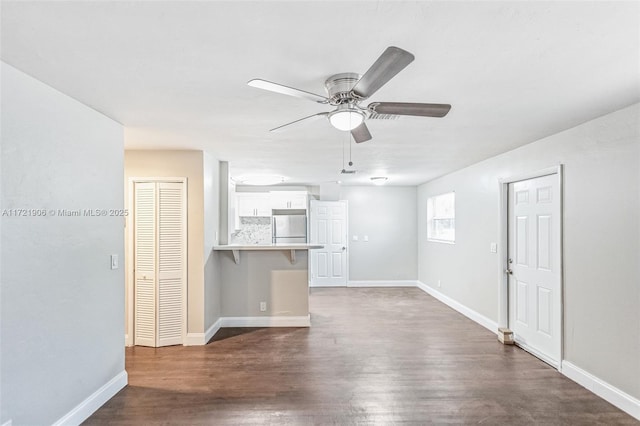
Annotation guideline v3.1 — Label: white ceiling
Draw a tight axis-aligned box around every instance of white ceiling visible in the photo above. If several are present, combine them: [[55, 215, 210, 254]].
[[2, 1, 639, 186]]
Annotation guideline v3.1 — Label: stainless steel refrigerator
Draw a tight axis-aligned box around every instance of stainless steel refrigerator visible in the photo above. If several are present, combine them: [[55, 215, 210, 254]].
[[272, 214, 307, 244]]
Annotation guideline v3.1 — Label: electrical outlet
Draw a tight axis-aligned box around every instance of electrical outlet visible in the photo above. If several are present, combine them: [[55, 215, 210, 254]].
[[259, 301, 267, 312], [110, 254, 119, 270], [352, 235, 359, 241], [363, 235, 369, 242]]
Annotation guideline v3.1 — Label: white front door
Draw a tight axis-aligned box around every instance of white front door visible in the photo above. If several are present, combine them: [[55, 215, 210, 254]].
[[508, 173, 561, 366], [309, 200, 348, 287]]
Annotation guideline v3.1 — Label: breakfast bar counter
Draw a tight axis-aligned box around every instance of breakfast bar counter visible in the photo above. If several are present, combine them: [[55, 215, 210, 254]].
[[213, 243, 323, 264]]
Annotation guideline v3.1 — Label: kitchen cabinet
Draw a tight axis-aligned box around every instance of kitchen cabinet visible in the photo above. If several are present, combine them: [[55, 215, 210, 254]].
[[237, 193, 271, 217], [270, 191, 308, 210]]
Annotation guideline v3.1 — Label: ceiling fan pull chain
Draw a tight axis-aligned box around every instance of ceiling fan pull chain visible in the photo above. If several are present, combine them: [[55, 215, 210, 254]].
[[349, 131, 353, 166]]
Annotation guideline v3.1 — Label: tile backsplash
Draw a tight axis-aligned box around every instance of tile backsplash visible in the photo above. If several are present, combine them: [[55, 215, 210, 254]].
[[231, 217, 272, 245]]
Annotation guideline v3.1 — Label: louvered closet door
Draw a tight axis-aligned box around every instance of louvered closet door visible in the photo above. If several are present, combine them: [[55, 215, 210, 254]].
[[134, 182, 157, 347], [133, 180, 186, 347], [156, 182, 185, 346]]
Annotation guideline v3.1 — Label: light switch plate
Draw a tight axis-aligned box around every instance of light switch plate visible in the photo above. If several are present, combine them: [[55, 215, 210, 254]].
[[352, 235, 358, 241], [490, 243, 498, 253], [110, 254, 119, 269], [363, 235, 369, 242]]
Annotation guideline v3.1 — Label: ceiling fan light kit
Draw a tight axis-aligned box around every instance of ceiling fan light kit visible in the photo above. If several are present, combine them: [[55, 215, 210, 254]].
[[328, 105, 365, 131], [248, 46, 452, 144]]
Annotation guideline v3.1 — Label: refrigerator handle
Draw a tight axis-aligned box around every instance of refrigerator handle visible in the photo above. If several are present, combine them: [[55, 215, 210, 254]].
[[272, 216, 276, 242]]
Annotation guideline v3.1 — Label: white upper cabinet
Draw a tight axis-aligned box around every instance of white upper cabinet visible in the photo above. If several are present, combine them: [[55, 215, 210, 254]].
[[270, 191, 308, 210], [237, 193, 271, 217]]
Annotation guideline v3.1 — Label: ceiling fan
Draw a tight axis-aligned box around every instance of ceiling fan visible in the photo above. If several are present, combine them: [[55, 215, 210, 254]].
[[247, 46, 451, 143]]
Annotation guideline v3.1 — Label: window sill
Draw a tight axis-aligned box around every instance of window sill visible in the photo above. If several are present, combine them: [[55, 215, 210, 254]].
[[427, 239, 455, 245]]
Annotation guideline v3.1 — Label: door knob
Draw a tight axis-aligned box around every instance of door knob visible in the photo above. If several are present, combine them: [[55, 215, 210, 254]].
[[342, 246, 346, 251], [505, 269, 513, 275]]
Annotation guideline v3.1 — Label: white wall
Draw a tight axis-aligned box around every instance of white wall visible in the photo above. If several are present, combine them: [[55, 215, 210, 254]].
[[341, 186, 417, 282], [1, 62, 126, 424], [417, 103, 640, 400]]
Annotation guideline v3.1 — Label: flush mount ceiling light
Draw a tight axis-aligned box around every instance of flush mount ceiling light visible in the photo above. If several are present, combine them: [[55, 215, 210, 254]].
[[370, 176, 388, 185], [327, 104, 365, 131], [235, 175, 285, 186]]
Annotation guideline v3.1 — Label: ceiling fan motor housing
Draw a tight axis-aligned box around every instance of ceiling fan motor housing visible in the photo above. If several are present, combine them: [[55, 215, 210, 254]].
[[325, 73, 361, 105]]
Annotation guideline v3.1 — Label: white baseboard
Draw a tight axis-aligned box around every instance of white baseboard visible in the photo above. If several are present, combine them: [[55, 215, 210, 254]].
[[562, 361, 640, 421], [52, 370, 127, 426], [184, 316, 309, 344], [184, 317, 223, 346], [347, 280, 419, 288], [416, 281, 498, 334], [309, 283, 346, 287], [222, 315, 311, 327]]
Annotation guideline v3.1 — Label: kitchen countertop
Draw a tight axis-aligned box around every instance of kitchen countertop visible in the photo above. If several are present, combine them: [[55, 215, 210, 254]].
[[213, 243, 323, 264]]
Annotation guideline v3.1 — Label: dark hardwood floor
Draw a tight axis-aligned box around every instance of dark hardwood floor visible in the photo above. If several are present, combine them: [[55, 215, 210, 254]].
[[86, 287, 637, 425]]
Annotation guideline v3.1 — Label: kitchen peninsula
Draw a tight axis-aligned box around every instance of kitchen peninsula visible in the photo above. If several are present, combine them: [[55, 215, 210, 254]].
[[213, 243, 322, 327]]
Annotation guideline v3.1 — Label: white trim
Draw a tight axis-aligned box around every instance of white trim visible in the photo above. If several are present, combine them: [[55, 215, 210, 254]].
[[347, 280, 419, 288], [497, 165, 560, 184], [309, 283, 345, 288], [184, 317, 223, 346], [497, 180, 509, 329], [1, 420, 12, 426], [184, 316, 309, 344], [184, 333, 206, 346], [222, 315, 311, 328], [52, 370, 127, 426], [125, 333, 132, 347], [416, 281, 498, 334], [562, 361, 640, 421]]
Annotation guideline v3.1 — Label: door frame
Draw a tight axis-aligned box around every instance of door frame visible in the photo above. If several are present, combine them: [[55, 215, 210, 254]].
[[497, 165, 564, 370], [126, 177, 188, 346], [309, 199, 349, 287]]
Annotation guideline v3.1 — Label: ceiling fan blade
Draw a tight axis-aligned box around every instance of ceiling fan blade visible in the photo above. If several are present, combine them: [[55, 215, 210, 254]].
[[270, 112, 329, 133], [351, 122, 372, 143], [350, 47, 415, 99], [248, 79, 329, 104], [368, 102, 451, 118]]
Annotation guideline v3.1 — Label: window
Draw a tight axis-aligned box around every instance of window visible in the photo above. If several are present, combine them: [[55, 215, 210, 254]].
[[427, 192, 455, 243]]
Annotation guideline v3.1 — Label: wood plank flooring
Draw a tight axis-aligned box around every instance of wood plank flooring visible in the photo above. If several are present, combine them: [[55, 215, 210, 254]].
[[86, 287, 637, 425]]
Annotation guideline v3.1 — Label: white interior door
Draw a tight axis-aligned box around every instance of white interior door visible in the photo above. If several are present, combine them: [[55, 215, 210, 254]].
[[309, 200, 348, 287], [156, 182, 186, 346], [508, 173, 561, 366], [133, 180, 186, 347], [133, 182, 157, 347]]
